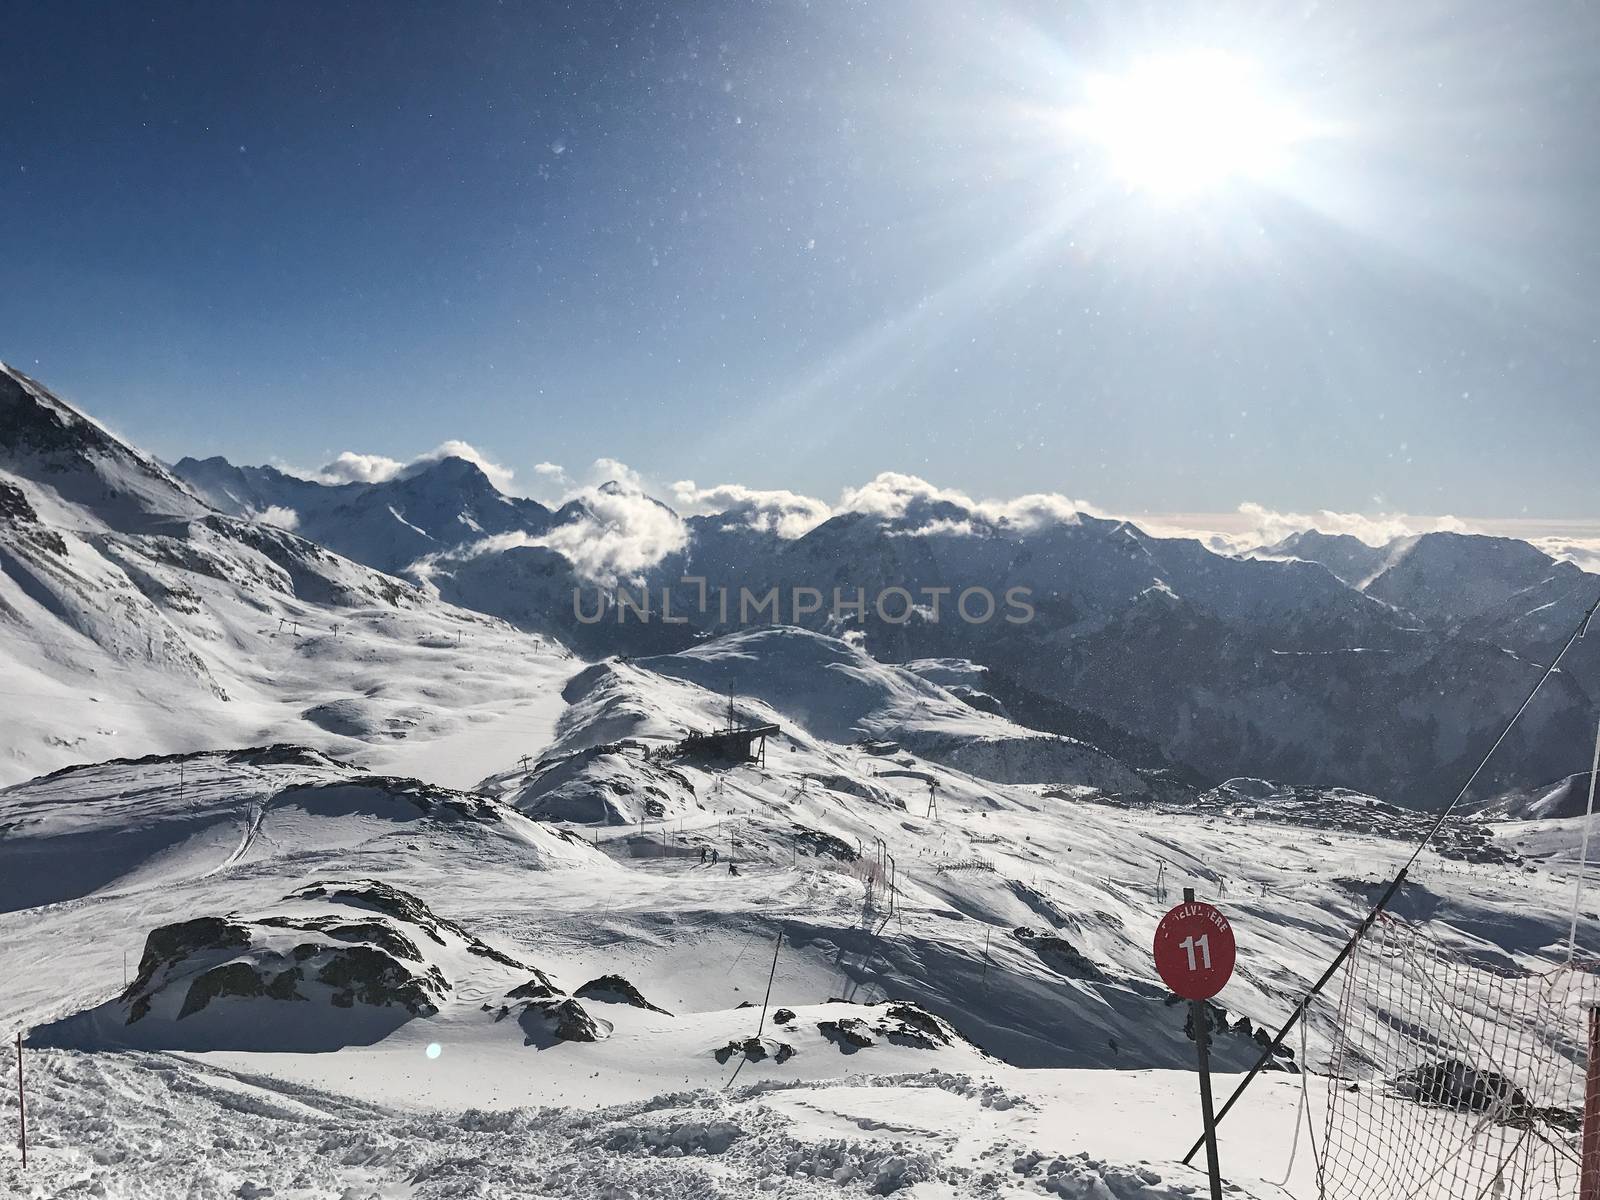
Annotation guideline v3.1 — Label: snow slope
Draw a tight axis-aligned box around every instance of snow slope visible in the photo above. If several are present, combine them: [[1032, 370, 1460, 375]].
[[634, 627, 1173, 795], [0, 362, 574, 788], [5, 607, 1592, 1196]]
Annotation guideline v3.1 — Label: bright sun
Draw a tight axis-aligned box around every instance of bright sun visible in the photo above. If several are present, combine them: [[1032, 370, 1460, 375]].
[[1074, 50, 1306, 197]]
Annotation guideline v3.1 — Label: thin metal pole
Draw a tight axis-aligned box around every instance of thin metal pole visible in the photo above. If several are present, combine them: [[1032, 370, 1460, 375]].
[[15, 1032, 24, 1170], [1569, 716, 1600, 961], [756, 930, 783, 1037], [1192, 1000, 1223, 1200], [1181, 888, 1224, 1199]]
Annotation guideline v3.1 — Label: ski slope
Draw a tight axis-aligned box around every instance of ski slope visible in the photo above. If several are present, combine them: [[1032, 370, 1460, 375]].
[[3, 626, 1590, 1198]]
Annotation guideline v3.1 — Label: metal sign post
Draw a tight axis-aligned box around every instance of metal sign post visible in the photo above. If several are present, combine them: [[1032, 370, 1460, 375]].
[[1154, 887, 1236, 1200], [1190, 989, 1222, 1200], [15, 1032, 24, 1170]]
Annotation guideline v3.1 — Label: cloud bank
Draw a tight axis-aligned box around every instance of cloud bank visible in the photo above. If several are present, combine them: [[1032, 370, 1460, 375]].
[[415, 470, 688, 589], [839, 472, 1100, 534], [671, 481, 833, 539], [1232, 502, 1469, 550], [306, 441, 517, 491]]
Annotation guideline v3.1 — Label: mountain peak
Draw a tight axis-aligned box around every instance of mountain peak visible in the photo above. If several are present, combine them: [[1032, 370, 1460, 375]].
[[401, 454, 495, 489], [0, 362, 209, 528]]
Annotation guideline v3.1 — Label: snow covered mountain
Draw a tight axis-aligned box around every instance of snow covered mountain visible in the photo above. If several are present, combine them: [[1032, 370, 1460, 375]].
[[174, 452, 559, 576], [168, 430, 1600, 804], [1258, 529, 1391, 588], [0, 363, 575, 786]]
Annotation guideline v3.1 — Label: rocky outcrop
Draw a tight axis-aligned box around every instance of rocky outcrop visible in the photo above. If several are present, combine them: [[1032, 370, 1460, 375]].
[[574, 974, 670, 1014]]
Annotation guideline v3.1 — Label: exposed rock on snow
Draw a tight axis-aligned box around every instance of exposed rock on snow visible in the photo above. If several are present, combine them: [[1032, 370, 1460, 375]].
[[789, 824, 859, 861], [574, 973, 671, 1014], [818, 1015, 877, 1050], [36, 880, 523, 1049], [714, 1035, 797, 1064], [290, 879, 529, 970], [1011, 928, 1108, 981], [819, 1002, 970, 1055], [505, 969, 563, 1001], [518, 996, 614, 1044]]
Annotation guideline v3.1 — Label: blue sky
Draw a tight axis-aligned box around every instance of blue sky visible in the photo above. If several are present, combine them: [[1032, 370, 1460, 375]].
[[4, 1, 1598, 521]]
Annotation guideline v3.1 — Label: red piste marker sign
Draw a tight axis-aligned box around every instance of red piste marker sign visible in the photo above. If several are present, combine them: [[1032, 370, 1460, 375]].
[[1154, 899, 1236, 1001]]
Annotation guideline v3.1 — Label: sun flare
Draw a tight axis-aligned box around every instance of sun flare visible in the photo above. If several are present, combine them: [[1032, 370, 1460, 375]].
[[1074, 50, 1308, 197]]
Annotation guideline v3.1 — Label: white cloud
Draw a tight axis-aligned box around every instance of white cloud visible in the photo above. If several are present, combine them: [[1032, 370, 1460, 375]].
[[536, 482, 687, 586], [298, 441, 516, 491], [313, 451, 406, 485], [1530, 536, 1600, 574], [1229, 503, 1469, 551], [1125, 505, 1473, 553], [885, 517, 979, 539], [986, 492, 1099, 531], [414, 469, 688, 588], [838, 472, 1097, 533], [250, 504, 299, 531], [669, 472, 1094, 541], [671, 480, 833, 539], [838, 472, 964, 520]]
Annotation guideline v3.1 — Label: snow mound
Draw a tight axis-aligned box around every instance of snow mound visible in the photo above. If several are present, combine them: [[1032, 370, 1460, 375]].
[[300, 696, 429, 740], [491, 744, 702, 825], [0, 750, 602, 912], [623, 627, 1162, 794]]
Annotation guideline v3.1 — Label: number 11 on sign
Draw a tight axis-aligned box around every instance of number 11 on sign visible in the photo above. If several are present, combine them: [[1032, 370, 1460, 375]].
[[1179, 934, 1211, 971]]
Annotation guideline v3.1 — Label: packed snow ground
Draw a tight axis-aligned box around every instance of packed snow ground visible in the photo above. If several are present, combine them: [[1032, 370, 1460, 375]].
[[3, 1049, 1333, 1199], [3, 626, 1591, 1198]]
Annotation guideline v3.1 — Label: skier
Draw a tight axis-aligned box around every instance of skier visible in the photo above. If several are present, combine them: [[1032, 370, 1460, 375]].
[[728, 862, 739, 876]]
